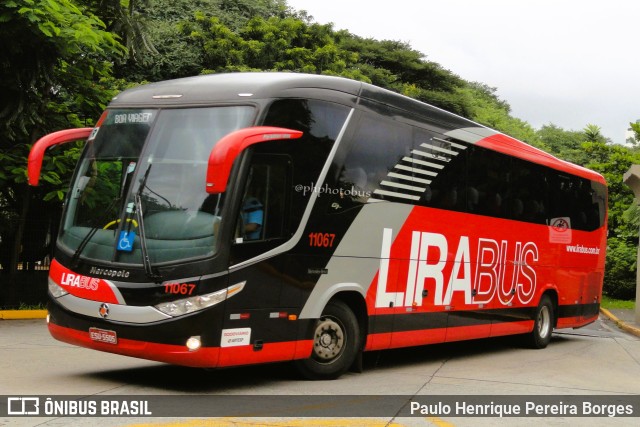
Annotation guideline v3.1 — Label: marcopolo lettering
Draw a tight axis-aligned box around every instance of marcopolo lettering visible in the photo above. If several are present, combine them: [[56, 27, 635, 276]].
[[89, 266, 130, 278]]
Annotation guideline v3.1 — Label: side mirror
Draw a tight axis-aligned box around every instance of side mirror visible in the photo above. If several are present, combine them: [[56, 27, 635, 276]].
[[28, 127, 93, 186], [206, 126, 303, 194]]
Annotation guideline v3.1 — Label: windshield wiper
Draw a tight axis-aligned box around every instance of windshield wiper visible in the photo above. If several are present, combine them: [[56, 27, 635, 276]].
[[134, 164, 162, 283], [72, 164, 162, 283], [71, 196, 120, 268], [71, 161, 136, 268]]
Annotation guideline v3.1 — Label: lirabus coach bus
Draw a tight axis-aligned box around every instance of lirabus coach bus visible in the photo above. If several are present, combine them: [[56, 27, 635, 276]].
[[28, 73, 607, 379]]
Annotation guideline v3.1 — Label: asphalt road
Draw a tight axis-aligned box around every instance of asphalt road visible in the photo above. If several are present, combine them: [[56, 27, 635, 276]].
[[1, 315, 639, 427]]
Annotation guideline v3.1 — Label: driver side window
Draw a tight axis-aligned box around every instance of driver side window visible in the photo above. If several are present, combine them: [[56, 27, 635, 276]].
[[235, 154, 290, 244]]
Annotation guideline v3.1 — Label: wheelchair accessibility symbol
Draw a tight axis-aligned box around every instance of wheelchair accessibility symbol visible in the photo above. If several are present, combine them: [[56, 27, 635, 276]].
[[117, 230, 136, 252]]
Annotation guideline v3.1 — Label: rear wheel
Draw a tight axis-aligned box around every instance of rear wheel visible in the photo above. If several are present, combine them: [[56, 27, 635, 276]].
[[295, 300, 360, 380], [527, 295, 555, 349]]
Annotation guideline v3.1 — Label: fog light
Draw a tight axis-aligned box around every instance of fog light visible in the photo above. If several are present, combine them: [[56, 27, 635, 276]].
[[46, 314, 50, 324], [186, 336, 201, 351]]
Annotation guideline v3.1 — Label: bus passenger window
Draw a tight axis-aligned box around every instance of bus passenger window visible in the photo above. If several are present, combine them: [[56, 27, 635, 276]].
[[337, 114, 412, 207], [413, 129, 467, 212], [548, 174, 604, 232]]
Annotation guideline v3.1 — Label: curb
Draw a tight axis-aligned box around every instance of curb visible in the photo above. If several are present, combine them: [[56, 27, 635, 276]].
[[0, 310, 48, 320], [600, 307, 640, 338]]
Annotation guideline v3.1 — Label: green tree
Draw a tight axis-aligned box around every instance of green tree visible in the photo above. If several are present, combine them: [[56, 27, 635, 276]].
[[83, 0, 157, 64], [181, 14, 472, 115], [214, 0, 289, 30], [605, 237, 638, 299], [536, 124, 586, 164], [239, 16, 354, 74], [118, 0, 290, 82], [183, 14, 360, 76], [629, 121, 640, 145], [0, 0, 124, 145], [0, 0, 125, 277], [583, 140, 637, 234], [338, 35, 471, 116], [583, 123, 607, 143]]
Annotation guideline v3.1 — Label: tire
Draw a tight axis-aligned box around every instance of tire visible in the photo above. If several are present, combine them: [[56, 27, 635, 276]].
[[527, 294, 555, 349], [295, 300, 361, 380]]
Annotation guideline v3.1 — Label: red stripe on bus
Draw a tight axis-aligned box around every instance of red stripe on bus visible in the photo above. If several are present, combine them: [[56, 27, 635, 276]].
[[49, 259, 122, 304], [48, 322, 312, 368], [218, 341, 313, 367], [475, 133, 605, 184], [557, 315, 597, 329], [365, 320, 535, 351], [49, 322, 220, 367]]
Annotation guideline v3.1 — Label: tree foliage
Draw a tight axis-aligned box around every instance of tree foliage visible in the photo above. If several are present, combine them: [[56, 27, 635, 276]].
[[537, 124, 587, 165], [177, 13, 472, 116], [0, 0, 125, 145], [0, 0, 125, 276]]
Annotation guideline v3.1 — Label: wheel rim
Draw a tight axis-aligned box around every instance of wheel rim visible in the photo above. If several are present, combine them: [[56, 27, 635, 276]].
[[537, 305, 551, 339], [312, 316, 345, 363]]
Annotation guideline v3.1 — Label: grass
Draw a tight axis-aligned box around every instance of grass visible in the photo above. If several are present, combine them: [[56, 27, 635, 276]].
[[16, 302, 47, 310], [601, 295, 635, 310]]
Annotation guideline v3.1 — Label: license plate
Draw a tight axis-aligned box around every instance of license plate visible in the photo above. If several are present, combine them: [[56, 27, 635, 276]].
[[89, 327, 118, 345]]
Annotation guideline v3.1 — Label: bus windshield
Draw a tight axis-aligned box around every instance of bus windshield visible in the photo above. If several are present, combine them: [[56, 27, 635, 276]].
[[60, 106, 255, 265]]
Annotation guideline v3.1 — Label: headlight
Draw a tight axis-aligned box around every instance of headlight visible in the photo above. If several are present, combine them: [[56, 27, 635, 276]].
[[155, 281, 245, 317], [48, 277, 69, 298]]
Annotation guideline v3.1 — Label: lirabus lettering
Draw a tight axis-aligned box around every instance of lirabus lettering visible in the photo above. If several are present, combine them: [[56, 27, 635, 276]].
[[375, 228, 538, 308]]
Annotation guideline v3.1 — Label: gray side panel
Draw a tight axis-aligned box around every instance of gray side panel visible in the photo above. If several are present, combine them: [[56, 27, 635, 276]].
[[444, 127, 497, 144], [56, 293, 171, 323], [299, 202, 413, 319]]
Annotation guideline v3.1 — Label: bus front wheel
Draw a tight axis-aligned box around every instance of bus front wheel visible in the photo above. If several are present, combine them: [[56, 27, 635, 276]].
[[295, 300, 360, 380], [527, 294, 555, 349]]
